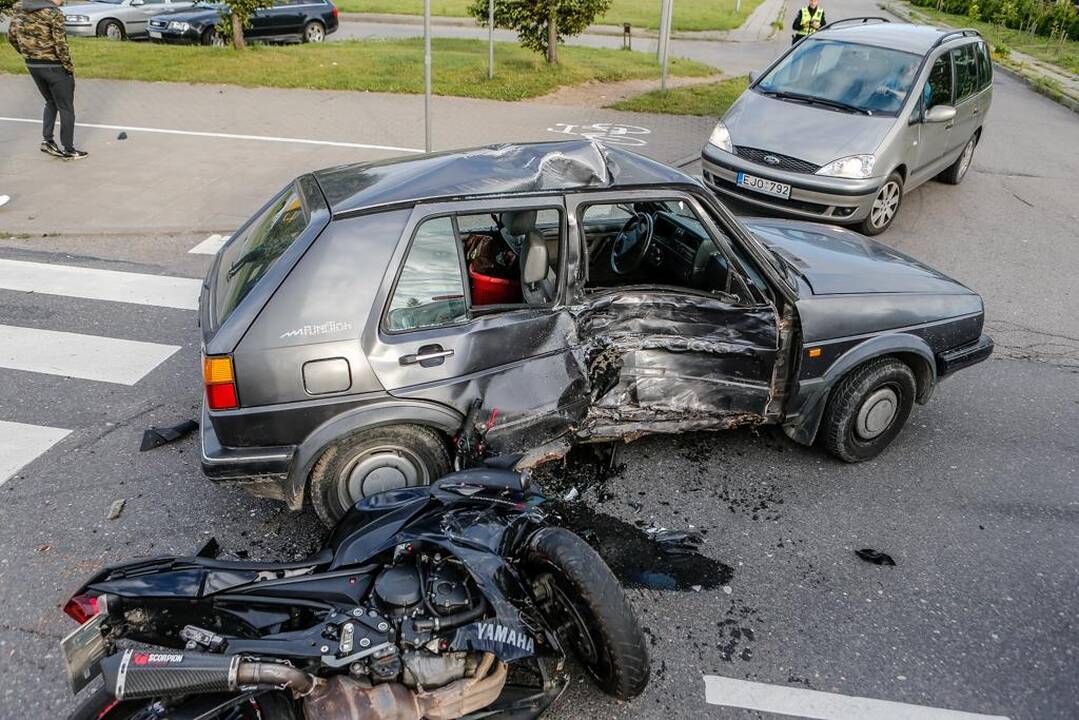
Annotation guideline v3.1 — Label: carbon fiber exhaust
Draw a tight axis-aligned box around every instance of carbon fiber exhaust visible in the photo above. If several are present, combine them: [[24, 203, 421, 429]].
[[101, 650, 315, 701]]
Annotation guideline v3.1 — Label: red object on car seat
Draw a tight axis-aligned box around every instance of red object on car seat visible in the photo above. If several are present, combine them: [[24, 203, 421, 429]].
[[469, 267, 521, 305]]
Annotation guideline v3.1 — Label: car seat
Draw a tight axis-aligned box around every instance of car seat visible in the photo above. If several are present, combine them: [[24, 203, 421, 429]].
[[501, 210, 556, 304]]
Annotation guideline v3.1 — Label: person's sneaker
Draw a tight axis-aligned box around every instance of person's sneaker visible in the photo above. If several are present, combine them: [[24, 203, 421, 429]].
[[62, 149, 89, 161], [40, 141, 63, 157]]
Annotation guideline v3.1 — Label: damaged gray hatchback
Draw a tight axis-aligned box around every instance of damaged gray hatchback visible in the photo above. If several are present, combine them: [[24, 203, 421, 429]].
[[199, 140, 993, 525]]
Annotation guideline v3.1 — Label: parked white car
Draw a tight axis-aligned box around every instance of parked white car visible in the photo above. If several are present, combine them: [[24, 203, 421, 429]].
[[62, 0, 196, 40]]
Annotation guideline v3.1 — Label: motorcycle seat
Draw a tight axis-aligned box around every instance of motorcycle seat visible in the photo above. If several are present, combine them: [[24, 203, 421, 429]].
[[435, 468, 527, 493], [188, 547, 334, 572]]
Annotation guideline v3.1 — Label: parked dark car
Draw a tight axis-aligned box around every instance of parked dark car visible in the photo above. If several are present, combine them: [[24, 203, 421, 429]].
[[198, 141, 993, 525], [148, 0, 337, 45]]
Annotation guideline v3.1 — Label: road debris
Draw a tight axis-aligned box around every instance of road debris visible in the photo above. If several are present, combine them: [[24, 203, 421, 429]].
[[855, 548, 896, 566], [140, 419, 198, 451], [106, 498, 126, 520]]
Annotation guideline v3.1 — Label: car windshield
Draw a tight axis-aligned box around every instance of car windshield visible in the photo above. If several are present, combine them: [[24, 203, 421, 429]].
[[757, 39, 922, 116]]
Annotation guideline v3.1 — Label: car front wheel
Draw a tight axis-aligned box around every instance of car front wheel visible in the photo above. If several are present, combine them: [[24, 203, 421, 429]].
[[97, 19, 125, 40], [821, 357, 917, 463], [303, 20, 326, 43], [858, 171, 904, 236], [308, 424, 451, 526], [202, 28, 227, 46]]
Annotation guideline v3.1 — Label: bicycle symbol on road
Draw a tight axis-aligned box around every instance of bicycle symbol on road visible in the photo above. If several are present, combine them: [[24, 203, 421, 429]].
[[546, 122, 652, 147]]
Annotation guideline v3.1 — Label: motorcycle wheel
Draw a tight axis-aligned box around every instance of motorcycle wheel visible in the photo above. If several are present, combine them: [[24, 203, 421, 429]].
[[527, 527, 650, 700], [68, 686, 297, 720]]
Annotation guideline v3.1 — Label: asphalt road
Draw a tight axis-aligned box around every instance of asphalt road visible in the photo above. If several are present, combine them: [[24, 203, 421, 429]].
[[0, 10, 1077, 720]]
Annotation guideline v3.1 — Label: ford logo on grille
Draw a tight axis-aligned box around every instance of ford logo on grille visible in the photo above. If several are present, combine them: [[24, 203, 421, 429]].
[[763, 155, 781, 166]]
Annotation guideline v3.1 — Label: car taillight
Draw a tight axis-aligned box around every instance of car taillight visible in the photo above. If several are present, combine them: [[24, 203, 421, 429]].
[[332, 5, 338, 17], [63, 594, 100, 624], [203, 355, 239, 410]]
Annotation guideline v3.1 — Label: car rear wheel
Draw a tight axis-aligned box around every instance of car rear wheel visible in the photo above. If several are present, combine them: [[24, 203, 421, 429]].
[[858, 171, 903, 236], [940, 135, 977, 185], [308, 424, 451, 526], [303, 20, 326, 43], [97, 19, 125, 40], [821, 357, 916, 463]]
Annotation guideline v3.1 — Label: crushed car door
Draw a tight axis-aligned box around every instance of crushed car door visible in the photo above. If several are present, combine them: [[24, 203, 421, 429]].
[[566, 190, 780, 440], [363, 197, 589, 453]]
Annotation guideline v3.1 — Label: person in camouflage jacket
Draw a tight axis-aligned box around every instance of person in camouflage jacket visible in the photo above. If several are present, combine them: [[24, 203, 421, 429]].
[[7, 0, 87, 159]]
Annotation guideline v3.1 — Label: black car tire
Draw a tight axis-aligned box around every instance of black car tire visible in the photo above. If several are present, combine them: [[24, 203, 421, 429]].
[[857, 171, 904, 236], [308, 424, 451, 526], [97, 19, 125, 40], [939, 135, 977, 185], [821, 357, 916, 463], [303, 20, 326, 43], [527, 527, 650, 701], [69, 685, 296, 720], [202, 28, 226, 46]]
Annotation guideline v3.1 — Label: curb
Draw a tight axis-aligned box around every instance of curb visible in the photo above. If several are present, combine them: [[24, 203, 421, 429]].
[[880, 1, 1079, 114]]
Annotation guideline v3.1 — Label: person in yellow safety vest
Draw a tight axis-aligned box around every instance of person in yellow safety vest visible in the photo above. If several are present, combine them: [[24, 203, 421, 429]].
[[792, 0, 826, 44]]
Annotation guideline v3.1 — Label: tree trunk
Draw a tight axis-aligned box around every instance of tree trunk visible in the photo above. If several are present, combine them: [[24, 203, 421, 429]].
[[231, 12, 245, 50], [546, 2, 558, 64]]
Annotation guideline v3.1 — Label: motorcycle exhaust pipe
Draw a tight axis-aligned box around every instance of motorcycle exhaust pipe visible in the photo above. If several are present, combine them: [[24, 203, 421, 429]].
[[102, 650, 315, 701]]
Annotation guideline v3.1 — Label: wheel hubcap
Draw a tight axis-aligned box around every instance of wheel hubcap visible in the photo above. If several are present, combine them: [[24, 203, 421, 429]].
[[338, 446, 424, 507], [307, 25, 323, 41], [958, 141, 974, 178], [870, 181, 900, 228], [107, 24, 121, 39], [855, 387, 899, 440]]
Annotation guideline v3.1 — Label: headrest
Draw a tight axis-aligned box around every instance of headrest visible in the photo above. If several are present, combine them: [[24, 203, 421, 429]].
[[501, 210, 537, 236]]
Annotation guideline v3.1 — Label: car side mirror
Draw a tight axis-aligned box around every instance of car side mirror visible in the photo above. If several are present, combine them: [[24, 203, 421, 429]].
[[748, 70, 759, 84], [130, 0, 144, 5], [924, 105, 957, 123]]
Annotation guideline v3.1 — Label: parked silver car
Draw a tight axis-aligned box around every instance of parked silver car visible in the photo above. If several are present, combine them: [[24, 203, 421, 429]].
[[702, 19, 993, 235], [62, 0, 195, 40]]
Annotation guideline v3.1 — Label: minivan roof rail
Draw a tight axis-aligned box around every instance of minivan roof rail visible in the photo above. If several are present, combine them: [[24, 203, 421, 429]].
[[818, 16, 891, 31], [930, 28, 982, 48]]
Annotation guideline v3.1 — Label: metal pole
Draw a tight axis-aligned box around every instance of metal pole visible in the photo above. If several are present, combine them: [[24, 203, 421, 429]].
[[424, 0, 432, 152], [660, 0, 672, 91], [487, 0, 494, 80], [656, 0, 667, 61]]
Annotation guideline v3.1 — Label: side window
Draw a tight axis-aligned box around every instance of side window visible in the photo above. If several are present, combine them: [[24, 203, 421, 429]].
[[924, 54, 953, 109], [975, 41, 992, 90], [386, 217, 467, 332], [952, 44, 979, 102], [459, 208, 562, 308], [580, 198, 744, 301]]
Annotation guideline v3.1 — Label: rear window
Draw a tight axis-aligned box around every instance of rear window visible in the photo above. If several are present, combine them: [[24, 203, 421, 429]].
[[214, 184, 310, 326]]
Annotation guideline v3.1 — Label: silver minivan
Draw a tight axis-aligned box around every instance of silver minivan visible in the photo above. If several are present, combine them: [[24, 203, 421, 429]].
[[702, 20, 992, 235]]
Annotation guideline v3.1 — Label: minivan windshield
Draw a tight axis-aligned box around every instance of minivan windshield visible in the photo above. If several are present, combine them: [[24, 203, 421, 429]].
[[757, 39, 921, 116], [214, 184, 309, 327]]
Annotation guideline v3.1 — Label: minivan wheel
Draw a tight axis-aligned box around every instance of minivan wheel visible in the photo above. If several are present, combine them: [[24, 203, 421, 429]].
[[309, 424, 451, 526], [821, 357, 916, 463], [858, 171, 903, 236], [940, 136, 977, 185]]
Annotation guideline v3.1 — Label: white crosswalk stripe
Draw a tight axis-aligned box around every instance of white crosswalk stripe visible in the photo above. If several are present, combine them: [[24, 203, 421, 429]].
[[0, 420, 72, 487], [0, 324, 182, 385], [0, 258, 200, 309], [189, 234, 230, 255]]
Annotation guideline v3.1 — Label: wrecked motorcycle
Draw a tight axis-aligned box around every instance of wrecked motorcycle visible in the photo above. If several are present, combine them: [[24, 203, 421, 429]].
[[60, 468, 649, 720]]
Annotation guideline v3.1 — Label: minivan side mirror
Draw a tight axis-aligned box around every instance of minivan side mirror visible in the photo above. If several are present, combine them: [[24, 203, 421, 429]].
[[748, 70, 760, 84], [924, 105, 957, 123]]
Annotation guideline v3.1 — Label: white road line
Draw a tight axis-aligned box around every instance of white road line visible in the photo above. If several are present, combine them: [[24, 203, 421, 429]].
[[189, 234, 229, 255], [0, 258, 200, 310], [0, 325, 181, 386], [703, 676, 1010, 720], [0, 117, 424, 154], [0, 420, 71, 487]]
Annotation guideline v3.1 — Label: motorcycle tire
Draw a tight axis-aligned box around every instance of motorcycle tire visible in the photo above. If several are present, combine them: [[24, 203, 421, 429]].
[[68, 685, 297, 720], [527, 527, 650, 700]]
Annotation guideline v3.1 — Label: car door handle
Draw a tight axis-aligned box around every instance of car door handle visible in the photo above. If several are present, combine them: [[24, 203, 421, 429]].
[[399, 345, 454, 367], [972, 107, 980, 115]]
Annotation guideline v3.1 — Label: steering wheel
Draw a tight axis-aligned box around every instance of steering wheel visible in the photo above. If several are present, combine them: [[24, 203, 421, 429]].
[[610, 212, 654, 275]]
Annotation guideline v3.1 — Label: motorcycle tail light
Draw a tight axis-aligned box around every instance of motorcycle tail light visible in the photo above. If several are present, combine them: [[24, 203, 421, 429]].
[[63, 594, 100, 624], [203, 355, 239, 410]]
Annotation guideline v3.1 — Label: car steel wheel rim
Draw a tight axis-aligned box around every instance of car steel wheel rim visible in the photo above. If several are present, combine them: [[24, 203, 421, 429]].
[[870, 181, 900, 228], [958, 141, 974, 179], [338, 445, 425, 508], [106, 23, 122, 39], [307, 24, 323, 42], [855, 386, 899, 440]]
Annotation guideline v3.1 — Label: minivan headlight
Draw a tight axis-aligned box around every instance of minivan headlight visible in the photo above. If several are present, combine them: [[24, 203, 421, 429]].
[[168, 20, 191, 31], [816, 155, 876, 179], [708, 121, 733, 153]]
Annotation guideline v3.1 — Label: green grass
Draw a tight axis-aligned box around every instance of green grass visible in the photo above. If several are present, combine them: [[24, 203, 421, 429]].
[[909, 5, 1079, 75], [608, 75, 748, 116], [338, 0, 764, 32], [0, 36, 714, 100]]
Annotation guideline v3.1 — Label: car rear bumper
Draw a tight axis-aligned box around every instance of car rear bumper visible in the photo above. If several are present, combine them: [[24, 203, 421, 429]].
[[937, 334, 994, 376], [702, 145, 882, 223], [201, 402, 294, 483]]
